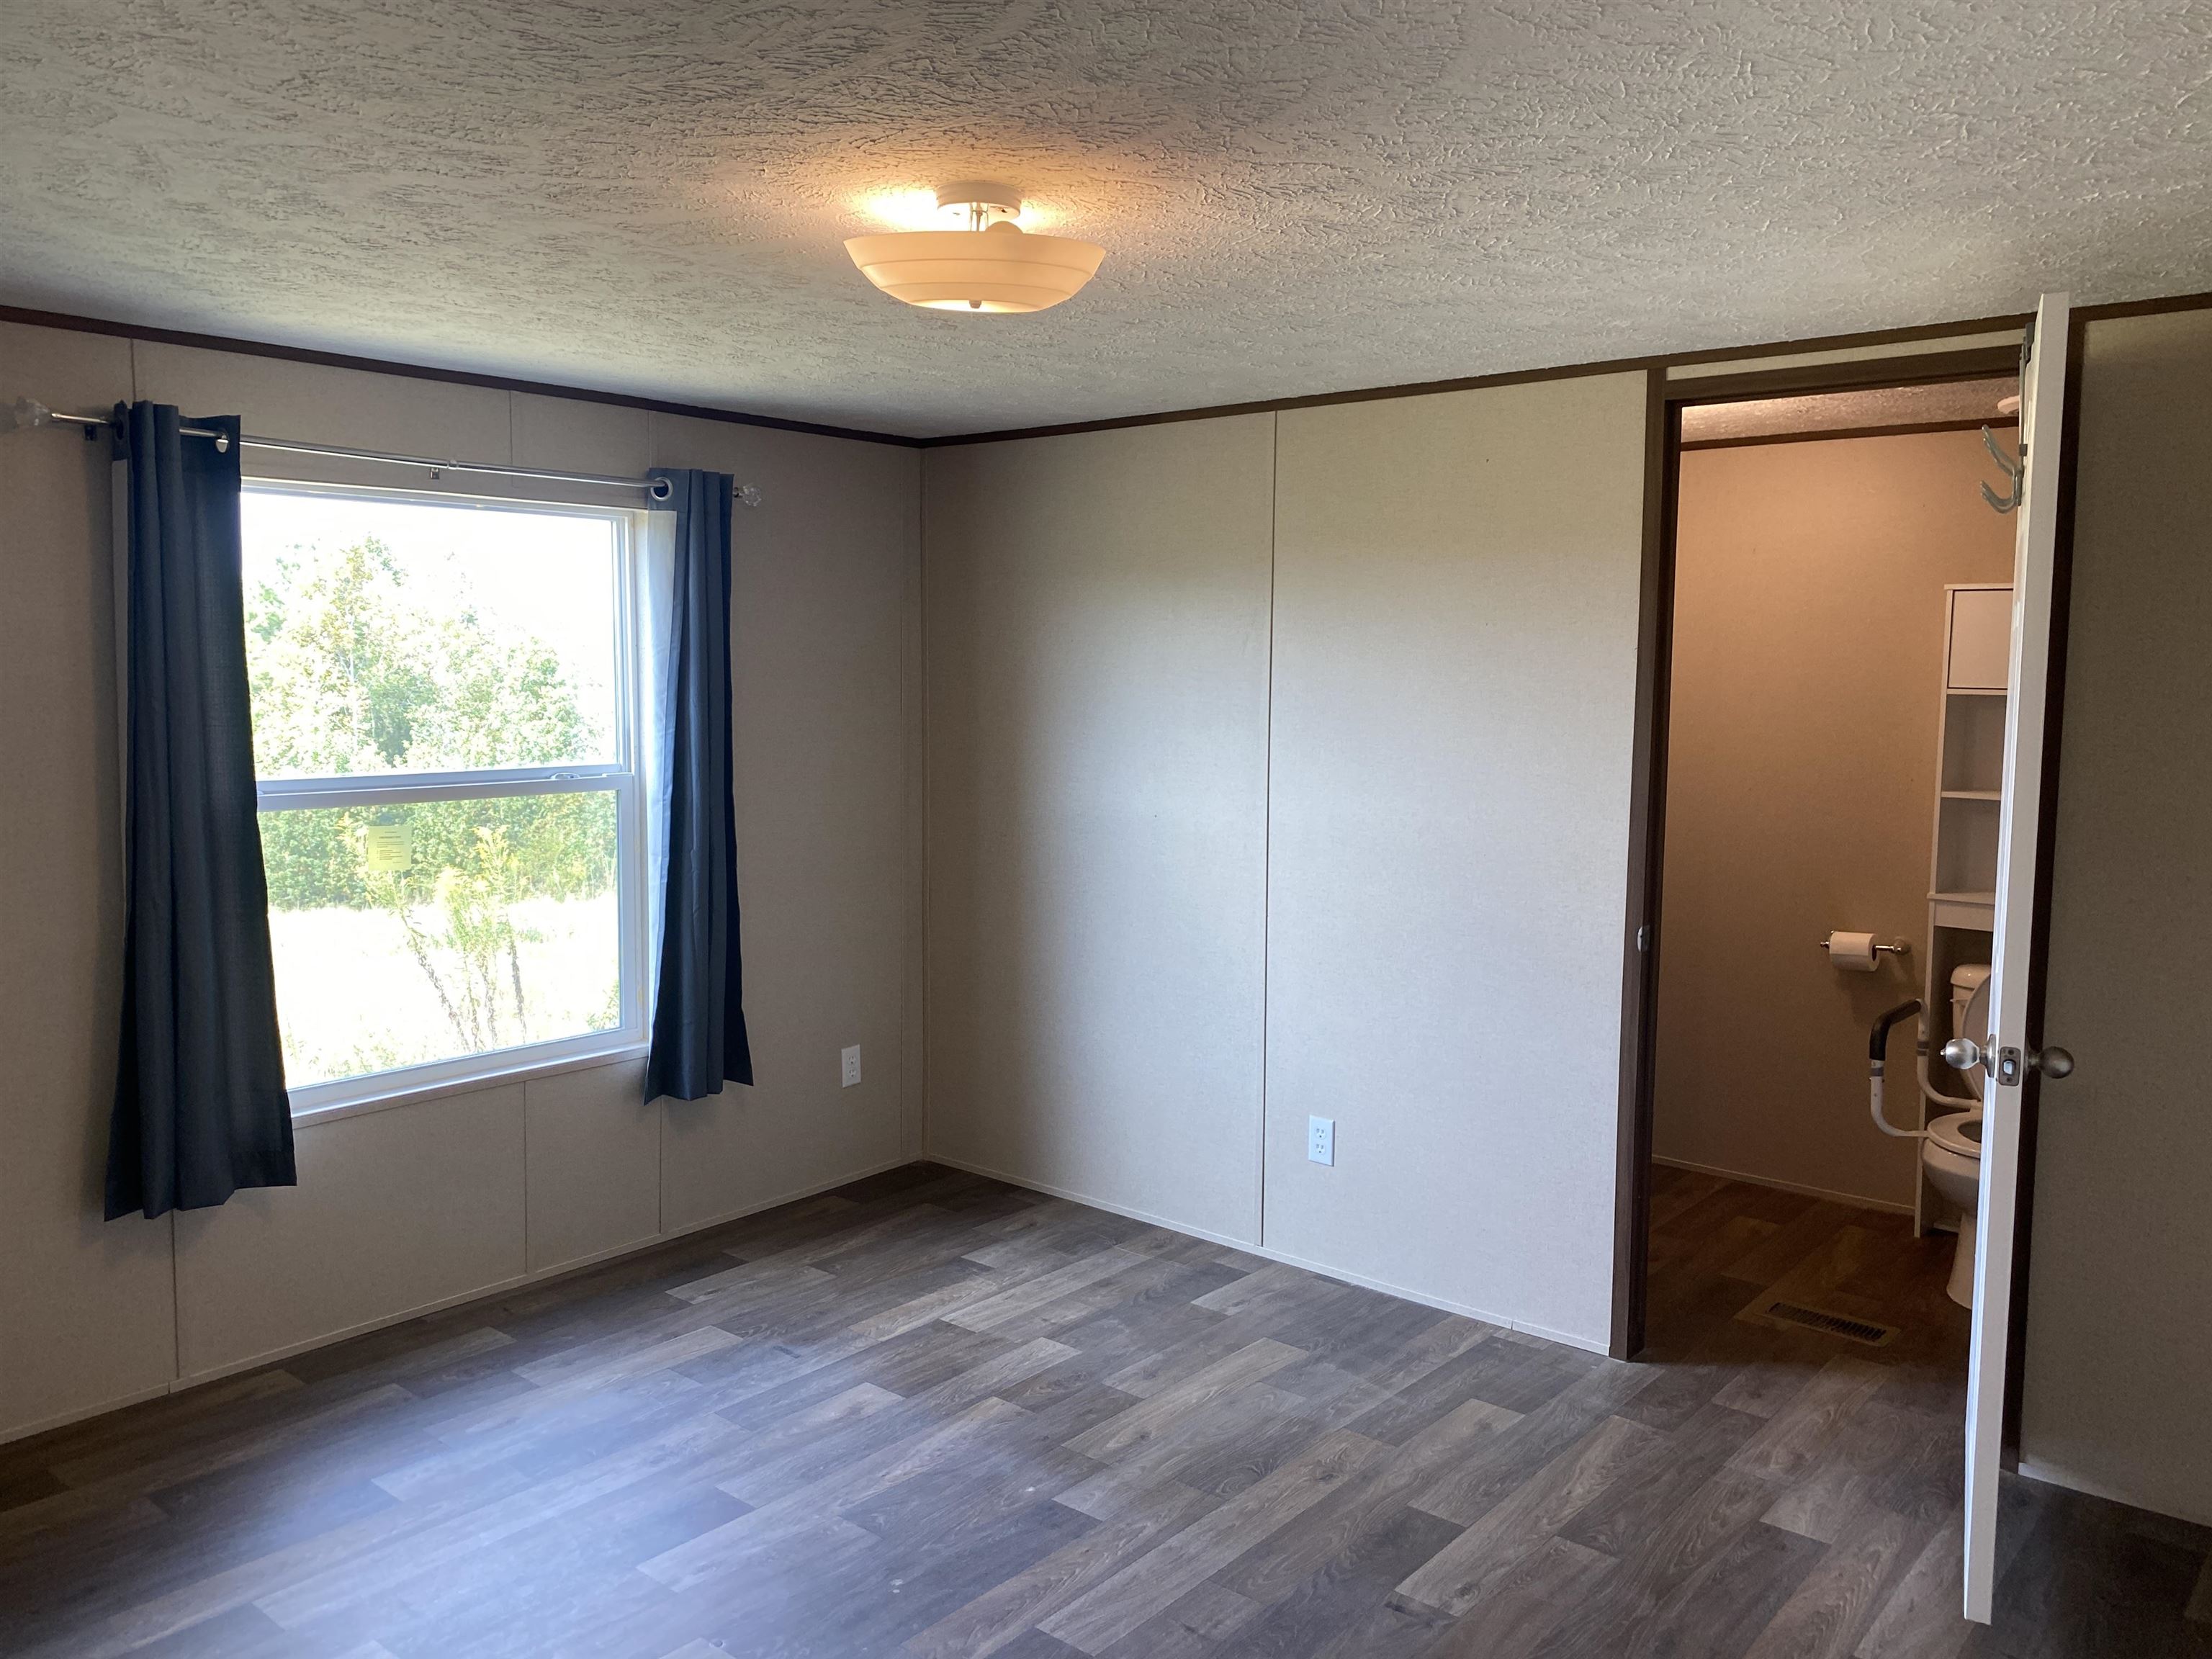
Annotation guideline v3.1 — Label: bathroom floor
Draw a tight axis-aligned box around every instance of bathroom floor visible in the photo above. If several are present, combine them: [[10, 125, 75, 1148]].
[[1646, 1163, 2212, 1657], [1, 1162, 2206, 1658]]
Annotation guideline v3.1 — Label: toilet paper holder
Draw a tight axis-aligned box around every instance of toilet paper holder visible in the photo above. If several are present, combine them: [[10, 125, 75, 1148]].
[[1818, 934, 1911, 958]]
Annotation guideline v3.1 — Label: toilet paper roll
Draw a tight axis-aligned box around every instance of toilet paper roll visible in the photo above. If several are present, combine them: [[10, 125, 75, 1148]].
[[1826, 931, 1880, 972]]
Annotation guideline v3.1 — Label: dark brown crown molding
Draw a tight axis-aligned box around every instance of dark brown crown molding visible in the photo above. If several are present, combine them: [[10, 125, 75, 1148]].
[[924, 289, 2212, 447], [920, 313, 2036, 447], [11, 287, 2206, 454], [2073, 287, 2212, 323], [0, 304, 926, 449]]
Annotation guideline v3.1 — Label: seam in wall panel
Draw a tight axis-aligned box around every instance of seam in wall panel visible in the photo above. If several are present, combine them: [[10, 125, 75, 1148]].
[[1258, 410, 1278, 1249]]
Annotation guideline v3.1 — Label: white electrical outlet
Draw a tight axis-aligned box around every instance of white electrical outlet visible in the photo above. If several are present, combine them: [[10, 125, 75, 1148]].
[[1308, 1115, 1335, 1166], [840, 1045, 862, 1088]]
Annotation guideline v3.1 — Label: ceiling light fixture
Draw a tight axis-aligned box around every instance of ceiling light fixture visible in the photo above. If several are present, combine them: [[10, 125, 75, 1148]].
[[845, 183, 1105, 313]]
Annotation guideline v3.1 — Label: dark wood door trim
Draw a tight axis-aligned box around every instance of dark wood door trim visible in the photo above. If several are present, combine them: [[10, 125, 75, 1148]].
[[1681, 415, 2018, 453], [1665, 346, 2024, 407], [1611, 368, 1678, 1359]]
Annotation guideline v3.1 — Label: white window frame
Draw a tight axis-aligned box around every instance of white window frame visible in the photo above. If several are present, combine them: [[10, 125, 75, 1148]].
[[246, 480, 653, 1117]]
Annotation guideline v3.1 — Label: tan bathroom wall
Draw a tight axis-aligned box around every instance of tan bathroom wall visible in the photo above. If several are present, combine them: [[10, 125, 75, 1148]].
[[1653, 428, 2015, 1210]]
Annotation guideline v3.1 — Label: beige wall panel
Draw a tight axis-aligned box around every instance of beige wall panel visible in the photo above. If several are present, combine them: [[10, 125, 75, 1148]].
[[922, 418, 1275, 1243], [132, 342, 515, 475], [512, 392, 651, 479], [2020, 309, 2212, 1524], [1655, 432, 2014, 1208], [525, 1058, 660, 1274], [0, 323, 179, 1437], [1267, 376, 1647, 1346], [174, 1087, 527, 1377], [649, 415, 919, 1227]]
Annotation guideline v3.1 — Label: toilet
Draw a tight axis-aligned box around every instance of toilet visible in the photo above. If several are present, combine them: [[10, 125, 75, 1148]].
[[1924, 964, 1992, 1308]]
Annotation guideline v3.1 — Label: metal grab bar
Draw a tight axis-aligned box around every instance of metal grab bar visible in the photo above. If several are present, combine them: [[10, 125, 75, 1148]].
[[1868, 999, 1929, 1139]]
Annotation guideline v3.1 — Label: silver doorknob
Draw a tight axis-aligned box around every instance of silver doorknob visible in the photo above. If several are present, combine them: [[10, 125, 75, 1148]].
[[1943, 1037, 2073, 1081], [1941, 1037, 1986, 1071]]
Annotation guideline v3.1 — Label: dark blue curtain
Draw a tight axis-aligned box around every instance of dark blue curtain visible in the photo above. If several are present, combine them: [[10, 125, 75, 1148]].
[[107, 403, 295, 1220], [644, 468, 754, 1101]]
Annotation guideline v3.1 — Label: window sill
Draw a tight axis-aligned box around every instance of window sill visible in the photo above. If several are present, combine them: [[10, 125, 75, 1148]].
[[288, 1041, 652, 1128]]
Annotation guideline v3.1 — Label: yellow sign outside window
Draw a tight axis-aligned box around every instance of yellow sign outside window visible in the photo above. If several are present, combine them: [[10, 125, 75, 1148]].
[[363, 822, 413, 873]]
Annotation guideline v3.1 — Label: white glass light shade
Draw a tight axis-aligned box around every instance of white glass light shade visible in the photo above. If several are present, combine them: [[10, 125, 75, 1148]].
[[843, 222, 1105, 313]]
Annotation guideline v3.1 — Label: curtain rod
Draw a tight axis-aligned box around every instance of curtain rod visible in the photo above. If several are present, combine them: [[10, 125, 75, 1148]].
[[4, 400, 765, 505]]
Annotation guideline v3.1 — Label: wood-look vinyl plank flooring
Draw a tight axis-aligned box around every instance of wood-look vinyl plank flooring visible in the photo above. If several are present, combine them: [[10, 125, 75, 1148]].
[[2, 1161, 2205, 1658]]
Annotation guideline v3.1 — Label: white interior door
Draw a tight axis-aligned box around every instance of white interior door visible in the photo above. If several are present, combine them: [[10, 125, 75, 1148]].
[[1963, 290, 2073, 1622]]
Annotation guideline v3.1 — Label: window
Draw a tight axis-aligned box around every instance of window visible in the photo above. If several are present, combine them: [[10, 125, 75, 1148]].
[[243, 485, 649, 1110]]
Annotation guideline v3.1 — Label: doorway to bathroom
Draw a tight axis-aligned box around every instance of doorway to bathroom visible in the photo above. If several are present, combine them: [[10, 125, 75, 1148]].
[[1649, 363, 2018, 1280], [1611, 300, 2081, 1622]]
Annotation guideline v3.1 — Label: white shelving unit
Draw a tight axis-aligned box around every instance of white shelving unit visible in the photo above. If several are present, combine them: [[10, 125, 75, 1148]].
[[1916, 583, 2011, 1233]]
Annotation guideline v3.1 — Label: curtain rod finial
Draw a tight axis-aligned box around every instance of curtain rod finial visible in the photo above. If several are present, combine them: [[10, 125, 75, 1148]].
[[737, 484, 763, 508], [4, 396, 57, 433]]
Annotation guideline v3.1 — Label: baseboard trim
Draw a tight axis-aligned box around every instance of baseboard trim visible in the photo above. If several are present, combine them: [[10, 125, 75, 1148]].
[[2016, 1458, 2212, 1532], [0, 1153, 914, 1447], [1, 1381, 182, 1444], [1651, 1155, 1915, 1216], [925, 1151, 1611, 1357]]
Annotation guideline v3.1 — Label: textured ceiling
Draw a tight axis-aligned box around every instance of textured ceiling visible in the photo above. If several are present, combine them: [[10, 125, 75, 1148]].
[[1681, 376, 2018, 441], [2, 3, 2208, 438]]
